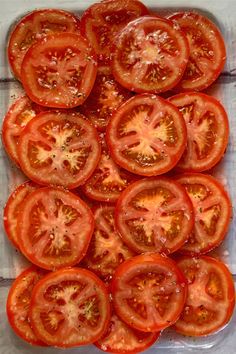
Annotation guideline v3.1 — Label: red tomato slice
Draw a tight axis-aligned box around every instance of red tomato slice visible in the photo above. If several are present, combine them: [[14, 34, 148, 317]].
[[112, 16, 189, 93], [174, 256, 235, 336], [106, 94, 187, 176], [115, 178, 194, 255], [112, 254, 187, 332], [176, 174, 231, 255], [21, 33, 97, 108], [4, 181, 38, 248], [29, 268, 111, 347], [169, 12, 226, 91], [18, 111, 101, 189], [169, 92, 229, 172], [6, 266, 46, 345], [83, 205, 135, 282], [8, 9, 80, 80], [80, 0, 149, 63], [17, 187, 94, 270], [80, 65, 132, 131], [95, 310, 159, 353], [1, 95, 45, 166]]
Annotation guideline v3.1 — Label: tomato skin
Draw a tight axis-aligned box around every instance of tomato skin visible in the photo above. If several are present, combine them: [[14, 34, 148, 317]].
[[6, 266, 47, 346], [111, 253, 187, 332], [8, 9, 80, 80], [175, 173, 232, 255], [29, 267, 111, 347], [173, 256, 235, 336]]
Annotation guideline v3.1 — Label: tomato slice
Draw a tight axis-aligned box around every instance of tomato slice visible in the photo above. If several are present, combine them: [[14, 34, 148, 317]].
[[106, 94, 187, 176], [115, 178, 194, 254], [169, 92, 229, 172], [80, 0, 149, 63], [112, 253, 187, 332], [175, 173, 231, 255], [174, 256, 235, 336], [18, 111, 101, 189], [3, 181, 38, 248], [6, 266, 46, 345], [29, 268, 110, 347], [83, 205, 135, 282], [169, 12, 226, 91], [112, 16, 189, 93], [21, 33, 97, 108], [80, 65, 132, 131], [8, 9, 80, 80], [95, 310, 159, 353], [17, 187, 94, 270]]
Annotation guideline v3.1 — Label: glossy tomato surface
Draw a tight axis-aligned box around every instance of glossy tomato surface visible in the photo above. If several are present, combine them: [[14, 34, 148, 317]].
[[176, 173, 231, 255], [169, 12, 226, 91], [174, 256, 235, 336], [8, 9, 80, 80], [80, 0, 149, 62], [29, 268, 111, 347], [115, 177, 194, 254], [17, 187, 94, 270], [4, 181, 38, 248], [169, 92, 229, 172], [112, 254, 187, 332], [21, 33, 97, 108], [112, 16, 189, 93], [18, 111, 101, 189], [7, 267, 46, 345], [106, 94, 187, 176]]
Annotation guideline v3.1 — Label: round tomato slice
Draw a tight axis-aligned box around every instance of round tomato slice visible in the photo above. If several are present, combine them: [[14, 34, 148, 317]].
[[106, 94, 187, 176], [169, 92, 229, 172], [21, 33, 97, 108], [111, 253, 187, 332], [176, 174, 231, 255], [4, 181, 38, 249], [169, 12, 226, 91], [115, 178, 194, 254], [112, 16, 189, 93], [95, 310, 159, 353], [80, 65, 132, 131], [80, 0, 149, 63], [83, 205, 135, 282], [17, 187, 94, 270], [8, 9, 80, 80], [18, 111, 101, 189], [174, 256, 235, 336], [6, 266, 46, 345], [29, 268, 110, 347]]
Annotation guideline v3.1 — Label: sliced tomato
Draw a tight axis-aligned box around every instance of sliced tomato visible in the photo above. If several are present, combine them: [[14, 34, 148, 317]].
[[80, 65, 132, 131], [169, 92, 229, 172], [83, 205, 135, 282], [21, 33, 97, 108], [111, 253, 187, 332], [80, 0, 149, 63], [6, 266, 46, 345], [29, 268, 110, 347], [115, 177, 194, 254], [95, 310, 159, 353], [8, 9, 80, 80], [174, 256, 235, 336], [18, 111, 101, 189], [106, 94, 187, 176], [169, 12, 226, 91], [112, 16, 189, 93], [17, 187, 94, 270], [176, 174, 231, 255], [4, 181, 38, 248]]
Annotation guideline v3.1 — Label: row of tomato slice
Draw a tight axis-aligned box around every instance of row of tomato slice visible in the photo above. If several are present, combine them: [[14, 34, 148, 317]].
[[3, 0, 234, 352]]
